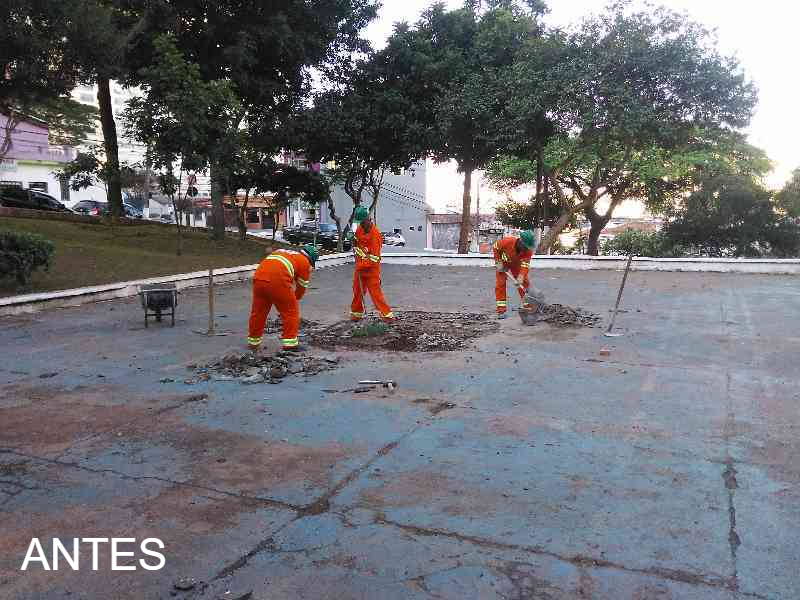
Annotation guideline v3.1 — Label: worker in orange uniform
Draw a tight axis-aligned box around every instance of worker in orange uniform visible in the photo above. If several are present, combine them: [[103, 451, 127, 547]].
[[350, 206, 395, 322], [247, 244, 319, 352], [493, 230, 535, 319]]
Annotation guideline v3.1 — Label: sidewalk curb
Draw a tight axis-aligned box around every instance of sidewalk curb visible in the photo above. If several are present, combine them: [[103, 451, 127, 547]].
[[0, 252, 353, 317], [2, 252, 798, 316]]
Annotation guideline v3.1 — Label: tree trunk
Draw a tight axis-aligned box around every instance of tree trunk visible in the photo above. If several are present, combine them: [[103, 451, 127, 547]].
[[171, 196, 183, 256], [536, 179, 592, 254], [237, 192, 250, 241], [327, 197, 344, 252], [458, 166, 473, 254], [586, 222, 604, 256], [585, 199, 619, 256], [97, 77, 123, 220], [210, 166, 225, 241]]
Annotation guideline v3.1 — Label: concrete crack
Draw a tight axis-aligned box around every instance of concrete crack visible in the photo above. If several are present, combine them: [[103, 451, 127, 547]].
[[0, 448, 302, 513], [722, 370, 741, 592], [204, 425, 420, 588], [374, 516, 768, 600]]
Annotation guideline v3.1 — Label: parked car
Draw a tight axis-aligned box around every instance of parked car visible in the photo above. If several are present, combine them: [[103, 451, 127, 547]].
[[0, 187, 72, 212], [72, 200, 109, 216], [282, 222, 351, 251], [382, 231, 406, 247], [123, 203, 143, 219]]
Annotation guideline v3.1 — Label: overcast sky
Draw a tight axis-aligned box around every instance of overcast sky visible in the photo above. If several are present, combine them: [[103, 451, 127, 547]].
[[365, 1, 799, 210]]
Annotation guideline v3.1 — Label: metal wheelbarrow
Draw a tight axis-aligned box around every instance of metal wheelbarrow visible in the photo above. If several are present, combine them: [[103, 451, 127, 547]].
[[139, 283, 178, 327]]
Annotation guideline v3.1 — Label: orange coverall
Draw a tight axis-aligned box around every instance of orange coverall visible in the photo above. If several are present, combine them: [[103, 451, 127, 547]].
[[247, 249, 312, 350], [493, 236, 533, 314], [351, 224, 394, 320]]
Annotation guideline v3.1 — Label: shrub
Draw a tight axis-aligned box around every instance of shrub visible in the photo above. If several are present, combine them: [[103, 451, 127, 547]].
[[602, 229, 687, 258], [0, 230, 55, 285]]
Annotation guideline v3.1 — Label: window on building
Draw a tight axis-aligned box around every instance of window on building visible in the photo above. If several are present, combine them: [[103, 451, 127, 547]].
[[29, 182, 48, 192], [59, 175, 70, 203], [0, 180, 23, 188]]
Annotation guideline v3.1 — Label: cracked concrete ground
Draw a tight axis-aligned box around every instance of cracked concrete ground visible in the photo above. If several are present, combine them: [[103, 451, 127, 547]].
[[1, 265, 798, 599]]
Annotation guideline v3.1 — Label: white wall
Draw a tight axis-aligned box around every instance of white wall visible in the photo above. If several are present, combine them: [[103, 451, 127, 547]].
[[1, 162, 68, 202]]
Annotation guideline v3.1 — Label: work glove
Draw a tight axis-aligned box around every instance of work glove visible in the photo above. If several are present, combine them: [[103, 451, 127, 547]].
[[516, 274, 527, 288], [494, 260, 505, 272]]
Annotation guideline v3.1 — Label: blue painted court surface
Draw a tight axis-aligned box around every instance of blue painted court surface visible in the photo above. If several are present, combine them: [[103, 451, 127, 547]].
[[1, 265, 798, 599]]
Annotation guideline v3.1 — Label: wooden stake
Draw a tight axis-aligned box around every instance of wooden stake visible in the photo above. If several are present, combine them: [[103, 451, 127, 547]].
[[208, 266, 215, 335]]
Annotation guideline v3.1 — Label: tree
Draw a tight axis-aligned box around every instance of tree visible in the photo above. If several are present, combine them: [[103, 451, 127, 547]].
[[664, 174, 800, 257], [381, 1, 546, 253], [501, 2, 757, 254], [776, 167, 800, 219], [301, 54, 428, 250], [1, 0, 85, 158], [58, 0, 142, 220], [124, 34, 240, 254], [124, 0, 379, 241]]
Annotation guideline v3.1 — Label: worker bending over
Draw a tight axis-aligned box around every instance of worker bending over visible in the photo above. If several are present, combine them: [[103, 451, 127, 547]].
[[247, 244, 318, 352], [493, 230, 535, 319], [350, 206, 395, 322]]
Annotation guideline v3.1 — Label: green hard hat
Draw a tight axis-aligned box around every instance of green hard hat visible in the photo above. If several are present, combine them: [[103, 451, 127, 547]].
[[519, 230, 535, 249], [354, 206, 369, 222], [302, 244, 319, 265]]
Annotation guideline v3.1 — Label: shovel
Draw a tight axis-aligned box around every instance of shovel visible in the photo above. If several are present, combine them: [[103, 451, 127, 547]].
[[505, 271, 545, 307], [604, 254, 634, 338]]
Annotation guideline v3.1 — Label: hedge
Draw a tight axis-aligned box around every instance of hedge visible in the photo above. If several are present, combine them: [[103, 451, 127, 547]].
[[0, 230, 55, 286]]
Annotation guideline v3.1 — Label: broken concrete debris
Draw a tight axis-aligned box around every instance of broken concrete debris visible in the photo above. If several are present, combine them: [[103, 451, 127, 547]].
[[529, 303, 602, 328], [189, 350, 340, 385], [173, 577, 197, 591], [306, 311, 497, 352]]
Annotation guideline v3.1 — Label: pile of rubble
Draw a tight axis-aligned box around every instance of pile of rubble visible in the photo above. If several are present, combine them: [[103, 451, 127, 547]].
[[187, 350, 340, 385], [534, 303, 602, 328], [305, 311, 497, 352]]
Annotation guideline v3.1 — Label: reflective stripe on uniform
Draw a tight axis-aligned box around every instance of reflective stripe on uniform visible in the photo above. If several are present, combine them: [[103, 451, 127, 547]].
[[521, 261, 530, 268], [496, 301, 507, 307], [382, 311, 394, 318], [297, 277, 309, 288], [281, 337, 299, 347], [266, 254, 295, 278], [354, 247, 368, 258], [350, 311, 364, 317], [368, 254, 380, 263], [247, 336, 262, 345], [501, 252, 508, 262]]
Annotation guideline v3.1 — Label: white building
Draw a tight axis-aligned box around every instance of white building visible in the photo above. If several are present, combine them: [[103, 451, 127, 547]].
[[0, 113, 76, 201], [70, 83, 212, 208]]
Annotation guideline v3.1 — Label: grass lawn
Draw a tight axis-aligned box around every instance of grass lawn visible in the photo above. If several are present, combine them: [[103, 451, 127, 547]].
[[0, 217, 280, 297]]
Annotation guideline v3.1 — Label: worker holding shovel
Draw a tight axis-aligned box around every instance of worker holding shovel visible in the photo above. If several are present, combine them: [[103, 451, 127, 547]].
[[493, 231, 535, 319], [247, 244, 319, 352], [350, 206, 395, 322]]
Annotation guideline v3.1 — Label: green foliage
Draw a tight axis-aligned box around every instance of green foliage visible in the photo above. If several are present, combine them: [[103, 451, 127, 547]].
[[776, 167, 800, 218], [0, 230, 55, 286], [664, 175, 800, 257], [497, 2, 758, 253], [27, 96, 98, 147], [601, 230, 687, 258]]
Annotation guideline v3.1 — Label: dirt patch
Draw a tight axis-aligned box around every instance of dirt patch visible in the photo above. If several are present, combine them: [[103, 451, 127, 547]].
[[306, 311, 498, 352], [0, 383, 177, 456], [189, 350, 340, 385]]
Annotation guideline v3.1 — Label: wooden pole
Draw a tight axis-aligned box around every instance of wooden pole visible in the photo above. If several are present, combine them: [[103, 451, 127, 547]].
[[208, 266, 215, 335]]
